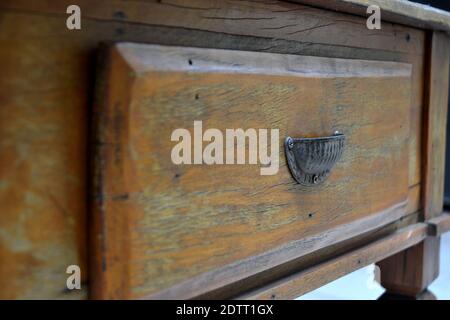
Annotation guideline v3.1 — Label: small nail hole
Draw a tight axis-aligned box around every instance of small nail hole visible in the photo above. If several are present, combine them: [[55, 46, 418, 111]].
[[113, 11, 126, 19], [188, 59, 193, 66]]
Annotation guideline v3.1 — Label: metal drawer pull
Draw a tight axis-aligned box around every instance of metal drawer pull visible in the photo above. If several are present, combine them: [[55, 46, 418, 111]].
[[285, 132, 346, 186]]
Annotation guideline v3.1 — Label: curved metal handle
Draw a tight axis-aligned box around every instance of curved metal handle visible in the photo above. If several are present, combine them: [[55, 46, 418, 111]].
[[285, 132, 346, 186]]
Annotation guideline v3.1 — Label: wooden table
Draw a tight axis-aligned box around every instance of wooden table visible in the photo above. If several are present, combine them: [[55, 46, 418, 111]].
[[1, 0, 450, 300]]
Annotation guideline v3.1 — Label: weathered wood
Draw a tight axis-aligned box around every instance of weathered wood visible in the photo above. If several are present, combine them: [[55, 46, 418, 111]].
[[91, 43, 414, 299], [0, 11, 89, 299], [428, 213, 450, 236], [0, 0, 427, 299], [148, 197, 420, 300], [237, 223, 428, 300], [295, 0, 450, 34], [0, 0, 426, 189], [378, 237, 441, 296], [423, 32, 450, 220], [6, 0, 450, 35], [377, 31, 450, 298], [1, 0, 425, 55]]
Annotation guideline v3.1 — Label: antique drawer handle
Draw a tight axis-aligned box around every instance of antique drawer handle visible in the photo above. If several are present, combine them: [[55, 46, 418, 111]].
[[285, 132, 346, 186]]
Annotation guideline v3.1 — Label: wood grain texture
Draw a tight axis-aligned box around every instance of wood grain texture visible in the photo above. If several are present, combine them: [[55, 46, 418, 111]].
[[423, 32, 450, 220], [378, 237, 440, 296], [237, 223, 428, 300], [149, 196, 420, 300], [377, 31, 450, 297], [0, 1, 425, 189], [428, 213, 450, 236], [91, 43, 413, 299], [295, 0, 450, 34], [196, 207, 422, 299], [1, 0, 425, 55], [0, 0, 426, 299], [0, 11, 89, 299], [379, 288, 437, 300]]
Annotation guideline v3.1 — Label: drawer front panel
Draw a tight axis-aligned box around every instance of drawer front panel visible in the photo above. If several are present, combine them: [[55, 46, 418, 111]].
[[92, 43, 412, 298]]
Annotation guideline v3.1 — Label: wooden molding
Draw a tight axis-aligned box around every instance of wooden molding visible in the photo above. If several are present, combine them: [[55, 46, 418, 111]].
[[236, 223, 428, 300], [423, 32, 450, 220], [294, 0, 450, 34], [428, 213, 450, 236]]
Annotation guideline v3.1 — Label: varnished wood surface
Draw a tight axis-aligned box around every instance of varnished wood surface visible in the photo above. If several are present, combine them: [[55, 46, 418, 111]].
[[237, 223, 429, 300], [0, 0, 428, 299], [91, 43, 413, 299]]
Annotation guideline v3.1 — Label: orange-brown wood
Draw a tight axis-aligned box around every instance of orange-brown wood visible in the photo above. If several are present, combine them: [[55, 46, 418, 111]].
[[91, 43, 414, 299], [1, 0, 425, 55], [378, 31, 450, 298], [0, 0, 428, 299], [379, 288, 437, 300], [423, 32, 450, 221], [428, 213, 450, 236], [0, 10, 89, 299], [237, 223, 428, 300]]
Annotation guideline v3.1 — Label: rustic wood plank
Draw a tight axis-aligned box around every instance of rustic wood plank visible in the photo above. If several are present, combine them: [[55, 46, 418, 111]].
[[0, 12, 89, 299], [377, 237, 441, 296], [198, 208, 422, 299], [147, 201, 418, 300], [0, 2, 426, 299], [236, 223, 428, 300], [0, 0, 425, 55], [295, 0, 450, 34], [91, 43, 413, 299], [428, 213, 450, 236], [0, 2, 426, 191], [423, 32, 450, 220], [379, 288, 437, 300], [377, 31, 450, 298]]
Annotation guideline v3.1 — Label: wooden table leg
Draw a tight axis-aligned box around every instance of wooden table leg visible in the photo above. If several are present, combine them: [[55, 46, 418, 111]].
[[377, 237, 440, 299]]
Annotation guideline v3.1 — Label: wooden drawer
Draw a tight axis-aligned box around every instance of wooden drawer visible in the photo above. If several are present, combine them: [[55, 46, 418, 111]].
[[2, 0, 450, 301], [92, 43, 413, 299]]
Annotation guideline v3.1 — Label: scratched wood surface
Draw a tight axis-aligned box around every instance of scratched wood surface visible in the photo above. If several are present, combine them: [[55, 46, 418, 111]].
[[0, 0, 427, 299], [0, 10, 89, 299], [377, 31, 450, 298], [295, 0, 450, 33], [91, 43, 413, 299], [238, 223, 429, 300], [0, 0, 426, 193]]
